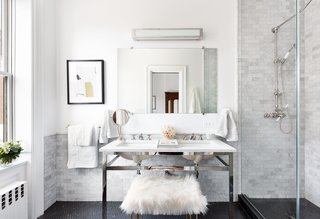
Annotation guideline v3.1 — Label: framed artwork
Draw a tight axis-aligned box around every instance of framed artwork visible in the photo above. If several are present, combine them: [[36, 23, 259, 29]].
[[67, 60, 104, 104]]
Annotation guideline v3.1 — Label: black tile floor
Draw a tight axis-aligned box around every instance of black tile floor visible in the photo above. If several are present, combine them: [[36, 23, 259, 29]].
[[38, 202, 246, 219], [39, 199, 320, 219], [250, 198, 320, 219]]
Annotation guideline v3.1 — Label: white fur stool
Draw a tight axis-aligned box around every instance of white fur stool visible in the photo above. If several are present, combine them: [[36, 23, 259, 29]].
[[120, 174, 208, 218]]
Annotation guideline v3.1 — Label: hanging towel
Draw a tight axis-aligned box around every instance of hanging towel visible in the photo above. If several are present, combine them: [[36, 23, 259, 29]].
[[213, 108, 238, 141], [99, 110, 119, 144], [67, 124, 95, 146], [67, 125, 99, 168], [188, 88, 202, 113]]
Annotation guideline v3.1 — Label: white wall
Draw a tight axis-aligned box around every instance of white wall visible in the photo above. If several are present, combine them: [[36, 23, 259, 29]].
[[41, 0, 57, 137], [55, 0, 238, 133], [15, 0, 32, 152], [31, 0, 57, 217]]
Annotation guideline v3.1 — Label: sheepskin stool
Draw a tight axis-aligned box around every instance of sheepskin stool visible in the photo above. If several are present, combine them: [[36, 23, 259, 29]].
[[120, 174, 208, 219]]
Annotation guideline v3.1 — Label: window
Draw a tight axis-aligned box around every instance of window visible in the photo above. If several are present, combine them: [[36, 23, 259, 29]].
[[0, 0, 8, 71], [0, 0, 12, 142]]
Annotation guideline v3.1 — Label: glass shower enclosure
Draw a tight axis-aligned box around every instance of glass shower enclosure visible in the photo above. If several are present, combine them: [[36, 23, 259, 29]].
[[239, 0, 320, 218]]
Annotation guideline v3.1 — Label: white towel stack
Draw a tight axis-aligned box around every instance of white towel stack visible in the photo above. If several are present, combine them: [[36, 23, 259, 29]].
[[213, 108, 238, 142], [67, 124, 100, 169]]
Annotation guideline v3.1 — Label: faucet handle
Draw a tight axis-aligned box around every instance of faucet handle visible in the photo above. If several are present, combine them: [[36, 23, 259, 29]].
[[131, 134, 136, 140], [199, 134, 203, 140], [139, 133, 144, 140], [147, 134, 152, 140], [183, 134, 188, 140]]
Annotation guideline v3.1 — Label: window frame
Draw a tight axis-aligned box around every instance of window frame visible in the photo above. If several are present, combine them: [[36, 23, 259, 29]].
[[0, 0, 13, 142]]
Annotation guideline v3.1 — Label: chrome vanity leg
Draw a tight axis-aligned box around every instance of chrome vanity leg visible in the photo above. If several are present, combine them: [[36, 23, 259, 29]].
[[102, 162, 107, 219], [137, 162, 141, 175], [195, 163, 199, 179], [229, 153, 234, 219]]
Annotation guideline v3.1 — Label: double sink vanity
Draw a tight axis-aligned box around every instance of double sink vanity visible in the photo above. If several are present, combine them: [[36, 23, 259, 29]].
[[100, 132, 236, 218], [99, 47, 237, 218]]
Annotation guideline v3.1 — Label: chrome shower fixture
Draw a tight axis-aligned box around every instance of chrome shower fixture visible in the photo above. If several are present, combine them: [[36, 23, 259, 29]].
[[264, 111, 286, 120], [271, 0, 314, 33], [264, 0, 313, 134], [275, 44, 296, 64]]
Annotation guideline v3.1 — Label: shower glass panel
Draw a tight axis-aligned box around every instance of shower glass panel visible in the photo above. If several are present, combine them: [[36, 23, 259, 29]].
[[240, 0, 320, 218], [239, 0, 306, 218], [301, 0, 320, 218]]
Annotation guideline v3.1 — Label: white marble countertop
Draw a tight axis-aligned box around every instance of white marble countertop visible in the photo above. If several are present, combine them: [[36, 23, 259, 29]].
[[99, 139, 236, 154]]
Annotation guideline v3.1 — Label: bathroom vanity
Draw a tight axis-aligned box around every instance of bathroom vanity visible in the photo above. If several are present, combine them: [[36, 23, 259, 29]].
[[99, 139, 236, 219]]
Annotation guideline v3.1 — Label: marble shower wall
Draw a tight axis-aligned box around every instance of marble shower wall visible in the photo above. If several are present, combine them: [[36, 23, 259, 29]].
[[304, 0, 320, 207], [239, 0, 303, 198]]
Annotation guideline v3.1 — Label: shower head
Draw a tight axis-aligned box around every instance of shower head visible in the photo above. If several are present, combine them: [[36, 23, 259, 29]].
[[271, 0, 314, 33], [281, 44, 296, 64]]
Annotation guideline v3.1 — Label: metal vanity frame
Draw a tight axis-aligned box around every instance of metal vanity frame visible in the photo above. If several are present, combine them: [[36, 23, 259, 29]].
[[101, 152, 234, 219]]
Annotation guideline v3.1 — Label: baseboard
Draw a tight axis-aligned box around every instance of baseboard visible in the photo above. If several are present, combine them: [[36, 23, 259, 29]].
[[238, 194, 265, 219]]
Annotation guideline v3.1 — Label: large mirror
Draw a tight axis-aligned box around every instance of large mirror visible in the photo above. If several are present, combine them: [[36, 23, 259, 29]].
[[118, 48, 217, 114]]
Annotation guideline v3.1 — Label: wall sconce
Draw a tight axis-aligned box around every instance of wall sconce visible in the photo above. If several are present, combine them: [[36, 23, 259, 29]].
[[132, 28, 203, 41]]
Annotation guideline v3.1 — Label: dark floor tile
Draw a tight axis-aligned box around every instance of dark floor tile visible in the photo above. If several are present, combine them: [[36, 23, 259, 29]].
[[250, 198, 320, 219], [39, 201, 246, 219]]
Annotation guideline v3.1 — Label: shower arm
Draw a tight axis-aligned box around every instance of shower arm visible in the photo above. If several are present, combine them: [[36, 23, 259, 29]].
[[271, 0, 313, 33]]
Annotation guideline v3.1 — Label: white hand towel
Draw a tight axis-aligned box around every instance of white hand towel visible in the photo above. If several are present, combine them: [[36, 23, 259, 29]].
[[99, 110, 119, 143], [68, 124, 94, 146], [67, 125, 99, 168], [213, 108, 238, 141], [188, 88, 202, 113]]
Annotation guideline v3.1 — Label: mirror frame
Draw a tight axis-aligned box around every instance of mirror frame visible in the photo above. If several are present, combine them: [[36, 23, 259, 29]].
[[146, 65, 187, 113]]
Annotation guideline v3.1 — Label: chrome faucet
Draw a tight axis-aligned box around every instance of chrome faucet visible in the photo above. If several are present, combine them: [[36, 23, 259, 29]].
[[183, 134, 204, 140], [190, 134, 196, 140], [138, 134, 144, 140]]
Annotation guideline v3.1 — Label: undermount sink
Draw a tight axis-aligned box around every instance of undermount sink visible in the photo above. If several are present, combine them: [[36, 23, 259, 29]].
[[115, 140, 158, 163], [114, 139, 215, 164], [178, 140, 215, 164]]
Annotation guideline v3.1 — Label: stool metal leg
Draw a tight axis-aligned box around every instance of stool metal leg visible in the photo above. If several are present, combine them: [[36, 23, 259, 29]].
[[229, 153, 234, 219], [137, 162, 141, 175], [195, 164, 199, 179]]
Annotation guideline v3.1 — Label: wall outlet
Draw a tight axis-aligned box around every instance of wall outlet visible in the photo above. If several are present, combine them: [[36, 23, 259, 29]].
[[203, 121, 214, 128]]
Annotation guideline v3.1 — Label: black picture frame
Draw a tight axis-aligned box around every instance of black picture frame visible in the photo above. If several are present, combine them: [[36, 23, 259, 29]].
[[67, 60, 105, 104]]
